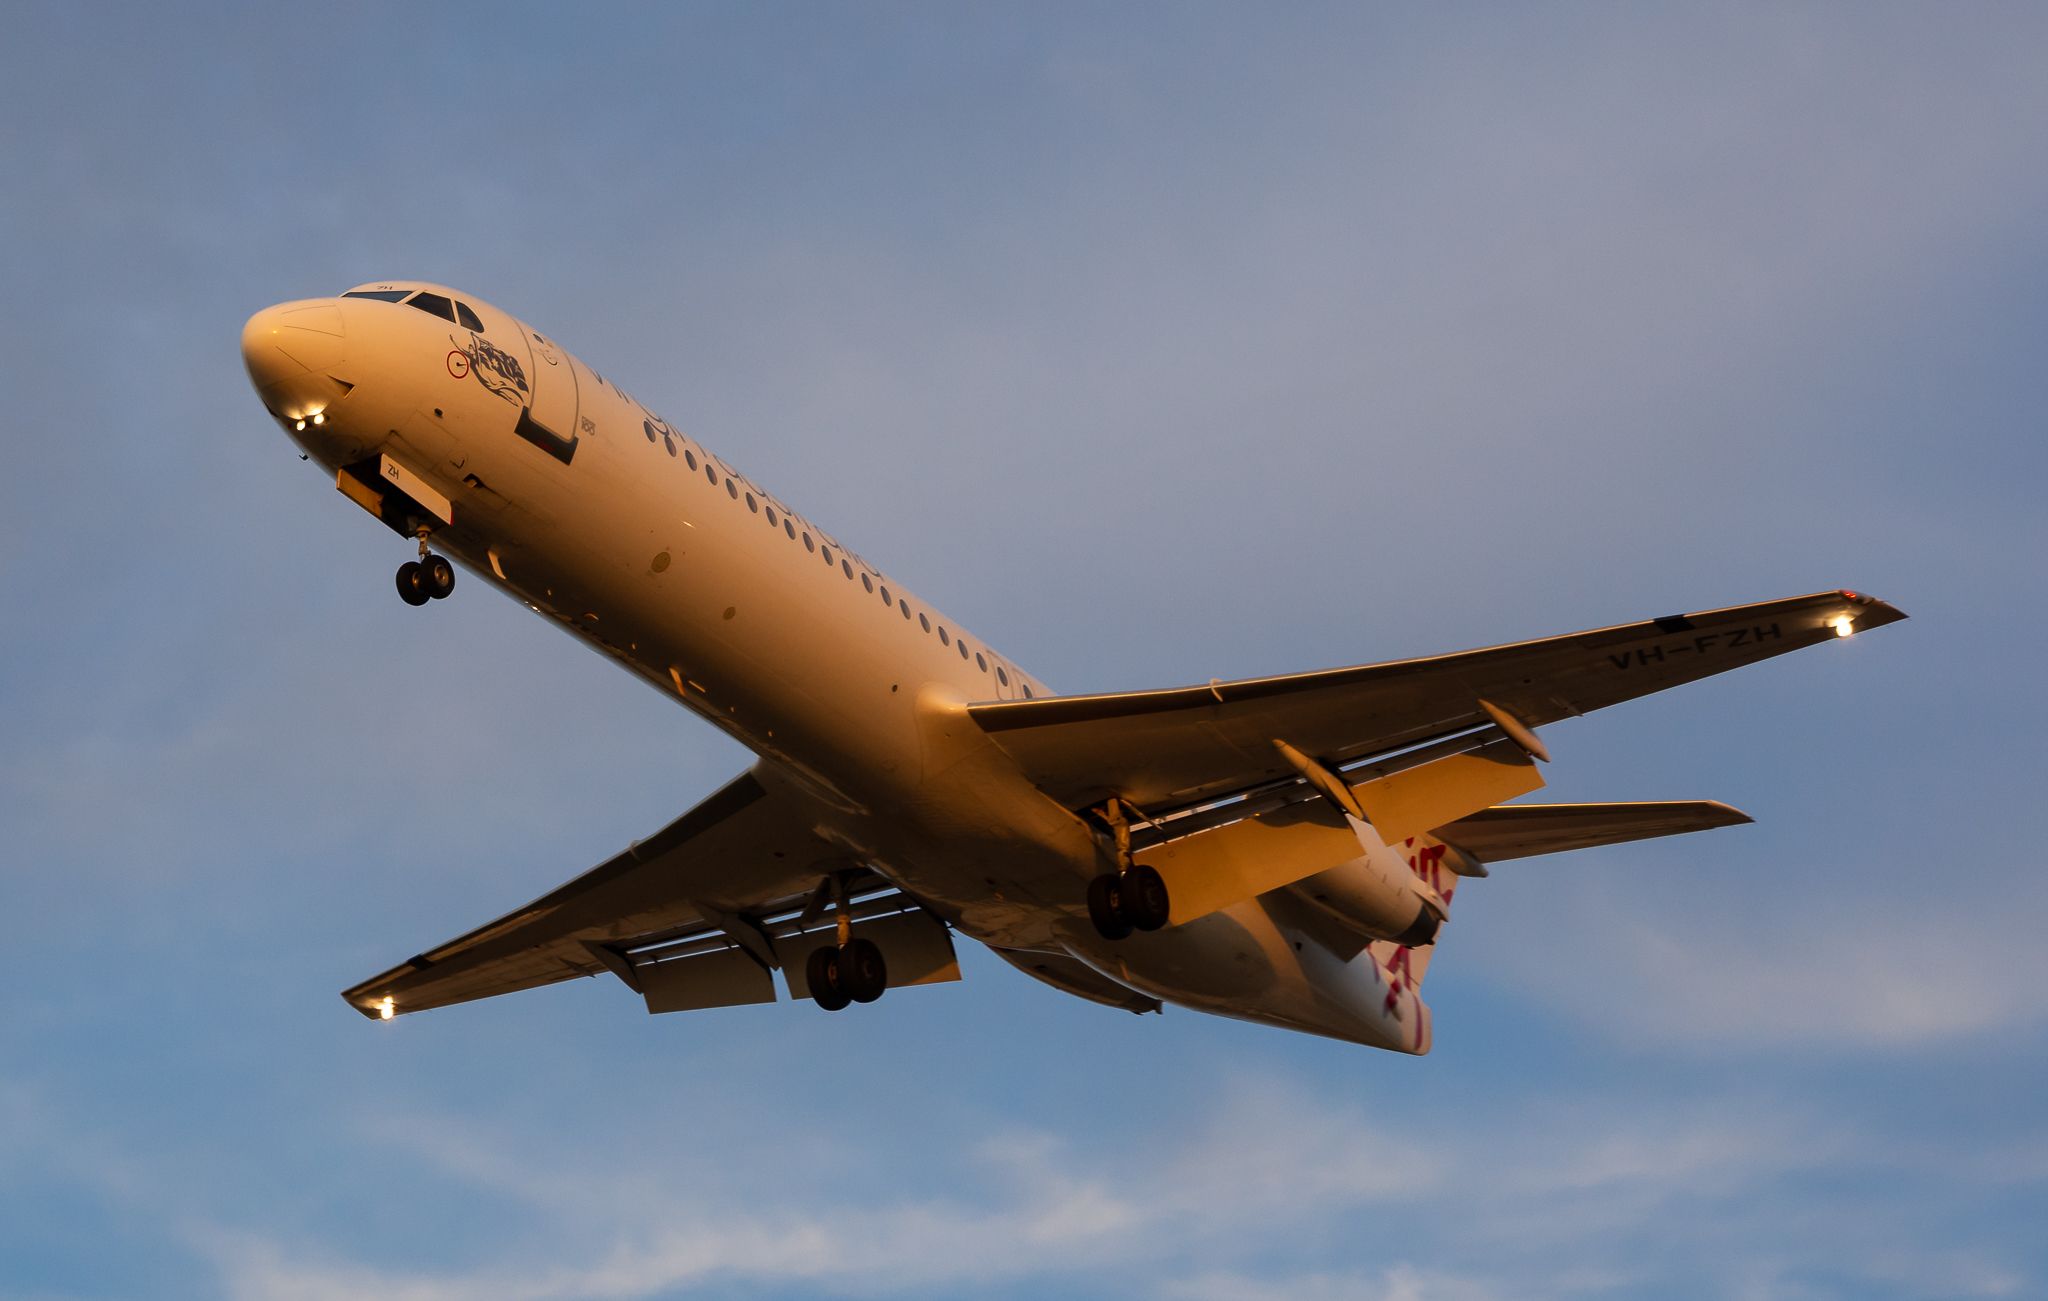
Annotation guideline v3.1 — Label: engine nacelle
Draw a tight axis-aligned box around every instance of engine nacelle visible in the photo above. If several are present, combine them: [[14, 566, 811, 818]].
[[1283, 839, 1446, 948]]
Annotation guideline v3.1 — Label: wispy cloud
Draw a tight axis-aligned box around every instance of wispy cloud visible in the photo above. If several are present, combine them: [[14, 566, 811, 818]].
[[1458, 868, 2048, 1051], [172, 1075, 2029, 1301]]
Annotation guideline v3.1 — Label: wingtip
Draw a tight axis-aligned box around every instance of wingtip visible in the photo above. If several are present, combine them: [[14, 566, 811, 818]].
[[1701, 800, 1755, 826], [1839, 589, 1908, 628]]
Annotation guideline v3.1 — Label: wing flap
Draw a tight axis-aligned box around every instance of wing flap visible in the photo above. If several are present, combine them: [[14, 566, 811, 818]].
[[1140, 737, 1543, 925], [639, 947, 779, 1013]]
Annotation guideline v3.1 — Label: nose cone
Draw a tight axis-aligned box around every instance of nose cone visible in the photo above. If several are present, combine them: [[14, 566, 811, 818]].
[[242, 301, 347, 418]]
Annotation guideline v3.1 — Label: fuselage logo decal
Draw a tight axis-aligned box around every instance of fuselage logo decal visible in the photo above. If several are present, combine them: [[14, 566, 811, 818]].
[[453, 331, 530, 405], [452, 331, 576, 465]]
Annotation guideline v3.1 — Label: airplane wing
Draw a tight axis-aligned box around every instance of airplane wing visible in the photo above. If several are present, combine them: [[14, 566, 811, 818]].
[[969, 590, 1903, 813], [1434, 800, 1753, 863], [341, 768, 851, 1019]]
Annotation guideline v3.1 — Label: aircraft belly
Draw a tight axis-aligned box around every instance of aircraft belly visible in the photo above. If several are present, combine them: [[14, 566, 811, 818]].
[[1062, 900, 1422, 1050]]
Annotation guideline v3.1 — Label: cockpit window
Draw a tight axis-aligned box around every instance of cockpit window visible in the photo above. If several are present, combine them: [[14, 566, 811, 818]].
[[343, 289, 410, 302], [455, 301, 484, 332], [405, 292, 458, 324]]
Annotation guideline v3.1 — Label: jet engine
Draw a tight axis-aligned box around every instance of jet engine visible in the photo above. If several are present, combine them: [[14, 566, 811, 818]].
[[1282, 836, 1447, 948]]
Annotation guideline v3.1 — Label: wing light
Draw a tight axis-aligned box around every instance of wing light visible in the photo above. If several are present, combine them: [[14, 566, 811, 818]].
[[377, 996, 395, 1021], [1831, 615, 1855, 638]]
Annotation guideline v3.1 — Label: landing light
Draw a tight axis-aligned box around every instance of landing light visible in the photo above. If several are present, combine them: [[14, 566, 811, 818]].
[[293, 419, 306, 431], [378, 996, 395, 1021], [1831, 615, 1855, 639], [311, 412, 325, 426]]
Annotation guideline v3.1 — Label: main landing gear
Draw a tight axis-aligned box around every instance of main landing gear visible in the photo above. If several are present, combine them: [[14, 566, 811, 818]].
[[396, 532, 455, 607], [1087, 864, 1170, 940], [806, 937, 888, 1012], [804, 873, 888, 1011], [1086, 797, 1171, 941]]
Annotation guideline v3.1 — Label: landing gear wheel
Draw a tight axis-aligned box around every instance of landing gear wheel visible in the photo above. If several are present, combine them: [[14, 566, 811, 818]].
[[1122, 864, 1171, 932], [842, 937, 888, 1004], [423, 554, 455, 599], [806, 945, 851, 1011], [395, 560, 431, 606], [1087, 873, 1134, 941]]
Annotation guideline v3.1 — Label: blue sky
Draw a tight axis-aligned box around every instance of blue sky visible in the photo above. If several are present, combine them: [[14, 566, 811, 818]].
[[3, 5, 2045, 1298]]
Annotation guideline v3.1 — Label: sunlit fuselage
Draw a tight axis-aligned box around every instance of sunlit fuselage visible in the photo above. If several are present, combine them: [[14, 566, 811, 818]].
[[241, 283, 1433, 1050]]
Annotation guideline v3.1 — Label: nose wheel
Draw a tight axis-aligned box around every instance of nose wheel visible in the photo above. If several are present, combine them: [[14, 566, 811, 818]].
[[396, 537, 455, 606]]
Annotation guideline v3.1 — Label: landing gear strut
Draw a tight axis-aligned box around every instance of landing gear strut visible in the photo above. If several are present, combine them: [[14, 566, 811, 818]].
[[1086, 798, 1171, 940], [396, 531, 455, 606], [806, 873, 888, 1011]]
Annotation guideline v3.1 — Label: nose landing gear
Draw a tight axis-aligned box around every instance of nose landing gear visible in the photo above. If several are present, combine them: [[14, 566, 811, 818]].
[[396, 533, 456, 606]]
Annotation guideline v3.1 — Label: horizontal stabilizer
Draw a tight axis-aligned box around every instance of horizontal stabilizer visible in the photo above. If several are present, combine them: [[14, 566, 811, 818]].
[[1434, 801, 1752, 863]]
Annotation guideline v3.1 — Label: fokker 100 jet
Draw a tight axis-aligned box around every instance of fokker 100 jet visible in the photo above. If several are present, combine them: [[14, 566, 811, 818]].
[[240, 282, 1904, 1052]]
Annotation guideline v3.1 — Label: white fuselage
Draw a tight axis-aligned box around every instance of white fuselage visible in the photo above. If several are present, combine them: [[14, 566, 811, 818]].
[[242, 283, 1430, 1050]]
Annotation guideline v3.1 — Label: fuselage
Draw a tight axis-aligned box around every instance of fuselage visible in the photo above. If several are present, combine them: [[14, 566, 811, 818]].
[[242, 282, 1429, 1050]]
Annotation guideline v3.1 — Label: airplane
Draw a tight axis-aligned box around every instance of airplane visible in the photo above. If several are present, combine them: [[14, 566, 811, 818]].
[[240, 281, 1905, 1052]]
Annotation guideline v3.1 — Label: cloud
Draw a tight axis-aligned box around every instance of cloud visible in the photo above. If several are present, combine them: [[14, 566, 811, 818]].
[[1455, 866, 2048, 1052], [1160, 1265, 1502, 1301], [174, 1073, 2022, 1301]]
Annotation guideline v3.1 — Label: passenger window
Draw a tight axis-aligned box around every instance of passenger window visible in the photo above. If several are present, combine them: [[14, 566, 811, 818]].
[[842, 560, 854, 580], [976, 652, 987, 671], [785, 520, 796, 539], [822, 547, 834, 565], [1023, 684, 1033, 698], [746, 493, 758, 513], [803, 532, 814, 552], [405, 292, 458, 324], [900, 599, 911, 618], [727, 479, 738, 500], [997, 666, 1009, 686], [343, 288, 409, 302], [455, 301, 484, 332], [919, 613, 931, 632], [685, 450, 699, 471], [706, 465, 718, 485], [862, 574, 873, 594], [766, 506, 777, 525]]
